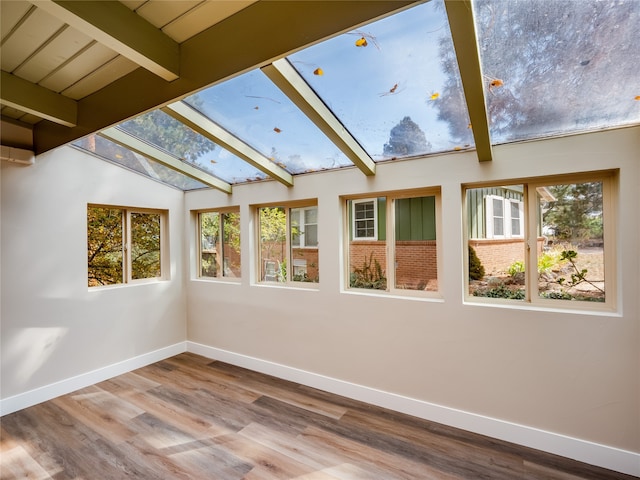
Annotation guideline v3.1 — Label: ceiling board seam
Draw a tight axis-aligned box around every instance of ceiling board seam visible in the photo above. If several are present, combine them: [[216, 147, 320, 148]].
[[0, 4, 37, 46], [59, 52, 122, 99], [13, 24, 70, 80], [37, 40, 100, 92], [159, 1, 208, 31]]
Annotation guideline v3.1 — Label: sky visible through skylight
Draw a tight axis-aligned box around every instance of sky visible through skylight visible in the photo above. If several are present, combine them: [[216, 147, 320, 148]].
[[76, 0, 639, 191]]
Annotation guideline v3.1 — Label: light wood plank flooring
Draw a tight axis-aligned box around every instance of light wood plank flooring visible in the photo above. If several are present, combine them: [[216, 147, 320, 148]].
[[0, 353, 635, 479]]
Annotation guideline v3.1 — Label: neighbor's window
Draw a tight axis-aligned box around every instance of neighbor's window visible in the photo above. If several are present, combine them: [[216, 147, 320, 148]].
[[198, 210, 241, 279], [88, 206, 165, 287], [258, 204, 319, 284], [466, 172, 615, 308], [347, 190, 440, 295]]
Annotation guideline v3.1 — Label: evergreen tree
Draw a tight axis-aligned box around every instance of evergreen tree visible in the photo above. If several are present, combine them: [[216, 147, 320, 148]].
[[383, 116, 431, 157]]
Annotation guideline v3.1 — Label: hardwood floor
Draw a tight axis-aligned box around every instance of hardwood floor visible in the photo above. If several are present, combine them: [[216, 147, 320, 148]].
[[0, 353, 635, 479]]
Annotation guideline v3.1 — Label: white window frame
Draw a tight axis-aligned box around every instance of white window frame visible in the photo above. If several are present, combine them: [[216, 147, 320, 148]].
[[485, 195, 524, 239], [345, 189, 442, 299], [255, 201, 319, 286], [196, 208, 241, 281], [291, 206, 318, 248], [88, 205, 168, 288], [352, 198, 378, 241], [466, 171, 616, 311]]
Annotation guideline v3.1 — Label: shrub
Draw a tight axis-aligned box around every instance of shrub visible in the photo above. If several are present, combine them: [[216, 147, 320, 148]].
[[468, 246, 485, 280]]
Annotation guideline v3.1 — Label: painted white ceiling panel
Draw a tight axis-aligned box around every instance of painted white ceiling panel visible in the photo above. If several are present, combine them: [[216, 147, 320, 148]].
[[161, 0, 257, 43], [14, 26, 94, 83], [134, 0, 203, 29], [1, 7, 65, 72], [39, 43, 119, 93], [61, 55, 138, 100], [1, 0, 33, 42]]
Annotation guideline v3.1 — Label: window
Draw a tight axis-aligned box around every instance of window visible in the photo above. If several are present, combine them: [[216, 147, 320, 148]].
[[88, 206, 165, 287], [466, 172, 615, 308], [352, 199, 378, 240], [198, 210, 241, 279], [258, 204, 319, 284], [485, 195, 524, 239], [347, 191, 440, 295]]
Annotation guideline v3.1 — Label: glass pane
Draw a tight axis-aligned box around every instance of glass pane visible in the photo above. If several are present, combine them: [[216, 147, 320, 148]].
[[467, 186, 525, 301], [475, 0, 640, 144], [291, 207, 319, 283], [118, 110, 267, 184], [289, 0, 472, 160], [74, 135, 207, 191], [290, 209, 301, 247], [131, 212, 161, 280], [221, 212, 241, 278], [199, 212, 220, 277], [259, 207, 287, 282], [184, 70, 352, 174], [394, 196, 438, 291], [348, 199, 387, 290], [538, 181, 605, 302], [87, 206, 123, 286]]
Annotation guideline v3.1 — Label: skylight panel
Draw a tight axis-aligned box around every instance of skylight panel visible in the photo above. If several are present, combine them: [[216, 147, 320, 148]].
[[74, 135, 208, 190], [288, 0, 473, 160], [474, 0, 640, 144], [183, 69, 353, 174], [118, 110, 267, 184]]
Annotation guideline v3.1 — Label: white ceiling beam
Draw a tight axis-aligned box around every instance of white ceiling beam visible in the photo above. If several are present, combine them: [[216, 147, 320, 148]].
[[444, 0, 493, 162], [32, 0, 180, 81], [262, 59, 376, 176], [162, 102, 294, 187], [99, 127, 232, 193], [1, 71, 77, 127]]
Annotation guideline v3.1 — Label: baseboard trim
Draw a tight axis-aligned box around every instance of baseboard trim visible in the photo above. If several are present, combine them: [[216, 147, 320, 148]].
[[187, 341, 639, 477], [0, 342, 186, 416]]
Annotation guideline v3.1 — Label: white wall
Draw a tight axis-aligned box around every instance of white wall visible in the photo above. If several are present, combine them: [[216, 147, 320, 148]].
[[1, 146, 187, 404], [185, 127, 639, 470]]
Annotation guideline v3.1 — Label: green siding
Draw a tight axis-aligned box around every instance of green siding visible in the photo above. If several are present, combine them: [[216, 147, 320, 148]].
[[395, 196, 436, 241]]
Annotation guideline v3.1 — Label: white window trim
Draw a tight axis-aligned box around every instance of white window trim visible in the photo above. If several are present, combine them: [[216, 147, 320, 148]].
[[485, 195, 524, 239], [352, 198, 378, 241], [88, 205, 168, 288], [196, 208, 241, 282], [291, 206, 318, 248]]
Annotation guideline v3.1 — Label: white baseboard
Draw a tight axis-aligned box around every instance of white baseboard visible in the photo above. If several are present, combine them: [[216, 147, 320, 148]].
[[187, 341, 640, 477], [0, 342, 186, 416]]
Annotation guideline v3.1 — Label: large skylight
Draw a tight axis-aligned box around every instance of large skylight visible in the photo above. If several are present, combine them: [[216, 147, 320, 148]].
[[81, 0, 638, 191], [74, 135, 208, 191], [474, 0, 640, 144], [183, 69, 353, 174], [288, 0, 473, 160]]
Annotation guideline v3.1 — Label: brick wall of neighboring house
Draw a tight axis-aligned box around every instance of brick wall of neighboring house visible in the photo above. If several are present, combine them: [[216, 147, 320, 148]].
[[468, 238, 545, 275], [291, 248, 319, 281], [349, 241, 437, 289], [395, 240, 438, 289]]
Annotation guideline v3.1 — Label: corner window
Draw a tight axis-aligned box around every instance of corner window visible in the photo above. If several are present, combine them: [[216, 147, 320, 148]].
[[466, 172, 615, 309], [88, 205, 166, 287], [198, 210, 241, 279], [258, 203, 319, 284], [347, 191, 440, 295]]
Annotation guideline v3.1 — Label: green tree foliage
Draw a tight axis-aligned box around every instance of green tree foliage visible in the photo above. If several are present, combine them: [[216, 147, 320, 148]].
[[543, 182, 603, 242], [436, 0, 639, 143], [130, 213, 161, 280], [383, 116, 431, 157], [87, 207, 123, 286]]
